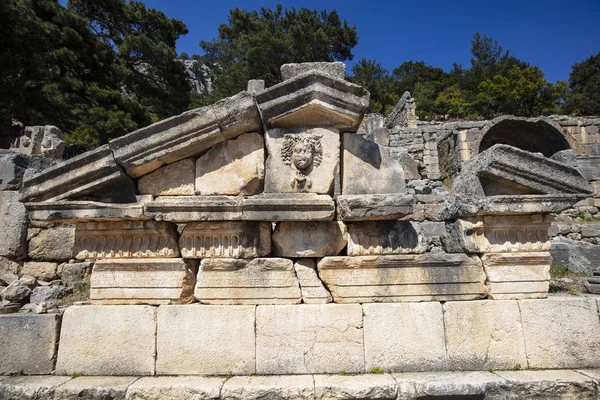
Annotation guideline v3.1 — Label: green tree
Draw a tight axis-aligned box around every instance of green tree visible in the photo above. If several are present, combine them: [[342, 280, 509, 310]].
[[349, 58, 398, 114], [434, 86, 470, 119], [392, 61, 449, 119], [563, 52, 600, 115]]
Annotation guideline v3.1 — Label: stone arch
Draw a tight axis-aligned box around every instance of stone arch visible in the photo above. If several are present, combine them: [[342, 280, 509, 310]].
[[478, 115, 573, 157]]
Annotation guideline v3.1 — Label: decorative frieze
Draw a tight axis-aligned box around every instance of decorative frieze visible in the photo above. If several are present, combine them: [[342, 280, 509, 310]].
[[346, 221, 425, 256], [482, 252, 551, 300]]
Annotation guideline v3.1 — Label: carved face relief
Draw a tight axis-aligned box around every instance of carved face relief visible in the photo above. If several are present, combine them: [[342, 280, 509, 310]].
[[281, 134, 323, 190]]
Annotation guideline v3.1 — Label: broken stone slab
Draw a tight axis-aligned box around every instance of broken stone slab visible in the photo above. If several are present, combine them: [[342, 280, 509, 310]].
[[56, 305, 157, 375], [20, 144, 136, 203], [313, 374, 397, 400], [30, 285, 72, 304], [584, 280, 600, 294], [60, 261, 93, 288], [272, 221, 347, 257], [342, 132, 405, 195], [0, 150, 30, 191], [346, 221, 426, 256], [0, 376, 72, 399], [74, 221, 180, 259], [396, 150, 420, 181], [1, 281, 31, 303], [223, 375, 314, 400], [126, 377, 225, 400], [110, 91, 261, 178], [21, 262, 59, 282], [28, 227, 76, 261], [443, 214, 552, 253], [196, 132, 264, 195], [317, 253, 487, 303], [138, 158, 195, 196], [11, 125, 65, 159], [0, 191, 28, 258], [294, 259, 332, 304], [281, 61, 346, 81], [256, 70, 370, 130], [156, 305, 255, 375], [394, 371, 506, 399], [53, 376, 139, 400], [574, 155, 600, 181], [90, 258, 198, 305], [26, 197, 152, 222], [180, 221, 271, 259], [336, 194, 414, 221], [487, 370, 596, 399], [482, 252, 551, 300], [144, 195, 243, 222], [195, 258, 301, 305], [550, 238, 600, 274], [385, 91, 417, 129], [242, 193, 335, 221], [256, 304, 364, 374], [444, 144, 592, 218], [265, 127, 339, 195], [0, 313, 61, 374]]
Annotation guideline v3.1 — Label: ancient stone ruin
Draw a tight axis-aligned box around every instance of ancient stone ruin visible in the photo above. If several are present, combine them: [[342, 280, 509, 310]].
[[1, 62, 600, 395]]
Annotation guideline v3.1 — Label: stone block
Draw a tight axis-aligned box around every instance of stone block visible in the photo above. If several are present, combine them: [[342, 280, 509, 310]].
[[28, 227, 76, 261], [180, 221, 271, 259], [60, 261, 93, 287], [518, 297, 600, 369], [336, 194, 414, 221], [393, 371, 505, 399], [0, 376, 71, 399], [110, 91, 261, 178], [443, 300, 527, 370], [138, 158, 195, 196], [396, 151, 420, 181], [195, 258, 301, 305], [156, 305, 255, 375], [145, 195, 243, 222], [265, 127, 339, 195], [256, 304, 364, 374], [294, 259, 332, 304], [482, 252, 551, 299], [0, 256, 20, 275], [342, 132, 406, 195], [550, 237, 600, 274], [242, 193, 335, 221], [222, 376, 315, 400], [13, 125, 64, 159], [317, 253, 487, 303], [0, 191, 27, 258], [256, 71, 369, 130], [363, 303, 447, 372], [26, 198, 151, 223], [196, 132, 264, 195], [272, 221, 346, 257], [22, 261, 58, 281], [126, 377, 224, 400], [0, 313, 61, 374], [54, 376, 139, 400], [346, 221, 425, 256], [74, 221, 180, 259], [56, 305, 157, 375], [0, 150, 29, 191], [90, 258, 198, 305], [281, 61, 346, 80], [487, 370, 596, 400], [313, 374, 397, 400], [1, 280, 31, 303]]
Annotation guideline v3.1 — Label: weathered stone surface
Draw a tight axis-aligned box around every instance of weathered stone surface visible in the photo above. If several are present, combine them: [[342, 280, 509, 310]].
[[180, 222, 271, 259], [0, 376, 71, 399], [444, 215, 552, 253], [138, 158, 195, 196], [336, 194, 414, 221], [1, 280, 31, 303], [256, 70, 369, 130], [347, 221, 425, 256], [396, 150, 420, 181], [196, 132, 264, 195], [519, 297, 600, 369], [195, 258, 301, 305], [342, 133, 406, 195], [444, 144, 592, 217], [363, 303, 447, 372], [60, 261, 93, 287], [56, 305, 156, 375], [294, 259, 332, 304], [272, 221, 346, 257], [223, 375, 314, 400], [145, 196, 243, 222], [74, 221, 179, 259], [550, 238, 600, 274], [243, 193, 335, 221], [575, 155, 600, 181], [126, 377, 224, 400], [443, 300, 527, 370], [156, 305, 255, 375], [30, 285, 72, 304], [265, 127, 339, 194], [54, 376, 139, 400], [314, 374, 397, 400], [0, 314, 61, 374], [20, 145, 136, 203], [281, 61, 346, 81], [26, 197, 151, 222], [0, 150, 29, 191], [91, 258, 198, 305], [393, 371, 504, 399], [385, 91, 417, 129], [0, 256, 20, 276], [318, 253, 487, 303], [110, 91, 261, 178], [256, 304, 364, 374], [482, 252, 551, 299], [487, 370, 596, 400], [28, 227, 76, 261], [0, 191, 27, 258], [12, 125, 65, 159], [247, 79, 265, 94]]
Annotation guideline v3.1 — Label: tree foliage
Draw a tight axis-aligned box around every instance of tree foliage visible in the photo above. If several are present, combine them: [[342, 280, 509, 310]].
[[563, 52, 600, 115]]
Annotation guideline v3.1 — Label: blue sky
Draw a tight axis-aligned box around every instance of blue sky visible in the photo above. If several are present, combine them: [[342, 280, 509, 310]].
[[144, 0, 599, 83]]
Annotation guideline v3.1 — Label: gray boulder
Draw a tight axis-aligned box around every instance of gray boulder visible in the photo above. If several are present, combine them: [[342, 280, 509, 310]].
[[61, 262, 94, 287], [29, 286, 72, 304], [1, 281, 32, 303], [550, 238, 600, 274]]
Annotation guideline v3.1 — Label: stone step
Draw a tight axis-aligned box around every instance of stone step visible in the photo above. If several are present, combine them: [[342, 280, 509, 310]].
[[0, 370, 598, 399]]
